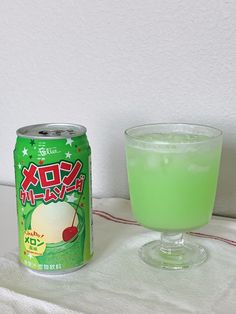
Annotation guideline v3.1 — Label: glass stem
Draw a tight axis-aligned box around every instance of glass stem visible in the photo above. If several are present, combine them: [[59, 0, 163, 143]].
[[160, 232, 185, 254]]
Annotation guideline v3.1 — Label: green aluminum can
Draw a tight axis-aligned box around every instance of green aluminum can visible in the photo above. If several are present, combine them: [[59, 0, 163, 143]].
[[14, 123, 93, 274]]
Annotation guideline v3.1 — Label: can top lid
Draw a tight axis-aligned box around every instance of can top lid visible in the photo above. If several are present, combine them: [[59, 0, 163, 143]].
[[17, 123, 87, 139]]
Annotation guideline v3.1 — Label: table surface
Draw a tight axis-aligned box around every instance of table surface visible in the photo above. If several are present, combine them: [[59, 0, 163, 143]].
[[1, 184, 236, 313]]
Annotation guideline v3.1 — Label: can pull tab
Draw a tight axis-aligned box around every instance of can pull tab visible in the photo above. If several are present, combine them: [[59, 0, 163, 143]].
[[38, 129, 76, 137], [38, 131, 49, 135], [38, 130, 64, 136]]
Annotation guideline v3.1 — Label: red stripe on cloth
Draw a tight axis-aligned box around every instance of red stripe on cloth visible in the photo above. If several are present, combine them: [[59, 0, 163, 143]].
[[93, 209, 137, 223], [189, 231, 236, 246], [93, 211, 139, 226], [93, 209, 236, 247]]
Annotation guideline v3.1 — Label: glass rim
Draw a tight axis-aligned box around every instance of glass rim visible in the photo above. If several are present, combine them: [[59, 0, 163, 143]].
[[125, 123, 223, 145]]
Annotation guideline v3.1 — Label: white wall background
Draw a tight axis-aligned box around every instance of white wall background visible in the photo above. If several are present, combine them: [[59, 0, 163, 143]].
[[0, 1, 236, 216]]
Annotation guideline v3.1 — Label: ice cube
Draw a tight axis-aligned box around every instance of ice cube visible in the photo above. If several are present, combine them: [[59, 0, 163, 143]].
[[188, 164, 209, 173], [147, 154, 160, 168]]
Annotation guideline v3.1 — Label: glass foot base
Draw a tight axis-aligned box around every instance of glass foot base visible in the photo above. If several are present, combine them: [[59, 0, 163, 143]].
[[139, 239, 207, 270]]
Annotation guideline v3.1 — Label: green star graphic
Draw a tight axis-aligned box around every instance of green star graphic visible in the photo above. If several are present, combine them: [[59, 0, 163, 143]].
[[30, 139, 35, 146]]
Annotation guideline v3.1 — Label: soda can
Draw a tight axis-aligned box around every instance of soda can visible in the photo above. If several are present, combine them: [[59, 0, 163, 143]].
[[14, 123, 93, 274]]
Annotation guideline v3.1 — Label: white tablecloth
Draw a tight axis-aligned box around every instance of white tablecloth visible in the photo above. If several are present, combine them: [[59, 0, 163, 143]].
[[1, 197, 236, 313]]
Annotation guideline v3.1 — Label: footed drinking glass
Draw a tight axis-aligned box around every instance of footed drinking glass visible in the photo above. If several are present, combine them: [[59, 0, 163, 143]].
[[125, 123, 222, 269]]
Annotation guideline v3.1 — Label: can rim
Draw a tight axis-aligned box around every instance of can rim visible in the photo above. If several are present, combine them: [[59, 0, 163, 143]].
[[16, 123, 87, 139]]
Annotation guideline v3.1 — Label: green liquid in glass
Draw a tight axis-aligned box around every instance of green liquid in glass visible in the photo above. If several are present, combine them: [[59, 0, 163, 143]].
[[126, 133, 222, 231]]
